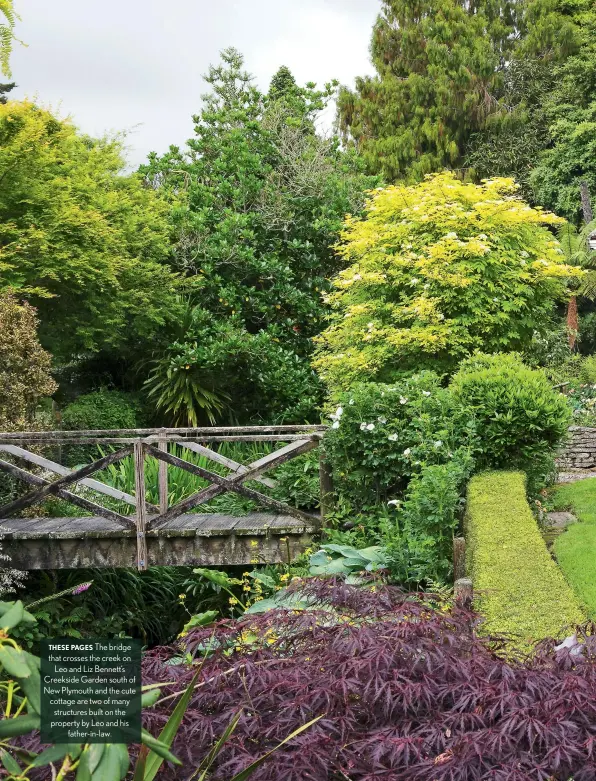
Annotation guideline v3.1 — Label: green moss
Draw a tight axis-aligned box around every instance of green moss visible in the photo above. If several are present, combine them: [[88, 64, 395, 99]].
[[466, 471, 584, 649], [553, 477, 596, 618]]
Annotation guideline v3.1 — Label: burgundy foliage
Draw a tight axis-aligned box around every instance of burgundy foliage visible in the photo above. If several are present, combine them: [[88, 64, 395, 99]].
[[138, 580, 596, 781]]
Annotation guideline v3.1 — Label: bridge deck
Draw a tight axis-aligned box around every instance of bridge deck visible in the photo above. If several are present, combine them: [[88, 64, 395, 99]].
[[0, 513, 318, 569]]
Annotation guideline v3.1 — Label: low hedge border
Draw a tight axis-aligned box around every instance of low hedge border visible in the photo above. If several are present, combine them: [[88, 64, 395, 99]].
[[465, 471, 584, 648]]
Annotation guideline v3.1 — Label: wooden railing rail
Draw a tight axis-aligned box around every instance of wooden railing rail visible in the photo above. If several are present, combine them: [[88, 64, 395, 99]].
[[0, 426, 331, 570]]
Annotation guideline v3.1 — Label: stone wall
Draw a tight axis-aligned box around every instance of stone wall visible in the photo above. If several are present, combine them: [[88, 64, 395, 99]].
[[557, 426, 596, 470]]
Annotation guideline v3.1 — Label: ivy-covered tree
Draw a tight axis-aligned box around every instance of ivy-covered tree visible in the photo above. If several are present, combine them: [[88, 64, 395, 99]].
[[140, 49, 375, 424], [337, 0, 515, 181], [314, 173, 578, 394], [0, 100, 179, 361], [0, 292, 56, 431]]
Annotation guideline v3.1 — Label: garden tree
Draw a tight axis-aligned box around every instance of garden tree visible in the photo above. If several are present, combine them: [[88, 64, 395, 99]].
[[0, 100, 179, 361], [314, 173, 578, 393], [336, 0, 514, 181], [556, 219, 596, 348], [140, 48, 375, 424], [0, 292, 57, 430], [0, 80, 14, 103], [530, 1, 596, 223]]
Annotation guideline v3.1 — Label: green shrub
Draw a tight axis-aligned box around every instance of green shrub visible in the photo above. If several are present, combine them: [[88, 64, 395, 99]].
[[61, 389, 145, 465], [324, 373, 475, 514], [386, 452, 474, 586], [580, 355, 596, 385], [465, 471, 583, 649], [450, 353, 571, 490]]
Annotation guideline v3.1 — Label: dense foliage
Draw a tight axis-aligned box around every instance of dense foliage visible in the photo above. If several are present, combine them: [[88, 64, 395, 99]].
[[137, 579, 596, 780], [314, 173, 575, 392], [140, 49, 374, 424], [451, 352, 572, 488], [0, 292, 56, 430], [0, 100, 179, 361], [337, 0, 511, 180], [466, 471, 584, 647]]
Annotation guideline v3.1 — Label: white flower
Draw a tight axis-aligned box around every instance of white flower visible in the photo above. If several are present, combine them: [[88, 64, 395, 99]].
[[377, 416, 387, 424], [349, 399, 355, 405], [388, 433, 398, 442], [400, 396, 408, 405], [493, 298, 498, 302], [360, 422, 367, 431], [434, 440, 443, 448], [336, 407, 343, 418], [332, 420, 340, 429], [478, 233, 488, 240], [424, 283, 430, 289], [403, 448, 411, 456], [411, 278, 419, 285], [520, 260, 526, 266], [422, 391, 431, 397], [387, 499, 401, 507], [520, 251, 529, 258], [445, 232, 458, 239], [366, 423, 375, 431], [353, 273, 362, 281], [438, 314, 445, 321]]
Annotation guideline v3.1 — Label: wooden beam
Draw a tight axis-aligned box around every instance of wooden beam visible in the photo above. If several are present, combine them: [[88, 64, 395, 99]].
[[180, 442, 276, 488], [134, 441, 148, 571], [0, 444, 158, 513], [146, 443, 318, 529], [158, 434, 168, 515], [0, 446, 133, 518], [319, 448, 334, 527], [0, 458, 133, 528], [454, 577, 473, 607], [453, 537, 466, 582]]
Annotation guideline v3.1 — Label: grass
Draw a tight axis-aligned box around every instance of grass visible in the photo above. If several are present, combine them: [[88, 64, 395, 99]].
[[553, 477, 596, 619], [465, 471, 584, 650]]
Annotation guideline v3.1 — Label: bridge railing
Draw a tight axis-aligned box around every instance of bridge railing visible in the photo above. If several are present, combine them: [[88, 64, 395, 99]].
[[0, 426, 331, 569]]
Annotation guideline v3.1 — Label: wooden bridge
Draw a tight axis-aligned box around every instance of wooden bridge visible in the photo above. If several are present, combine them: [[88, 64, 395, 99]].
[[0, 426, 331, 570]]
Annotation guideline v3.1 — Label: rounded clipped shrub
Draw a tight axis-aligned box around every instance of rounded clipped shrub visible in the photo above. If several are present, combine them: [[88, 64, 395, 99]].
[[61, 389, 144, 432], [61, 389, 145, 465], [449, 352, 571, 487]]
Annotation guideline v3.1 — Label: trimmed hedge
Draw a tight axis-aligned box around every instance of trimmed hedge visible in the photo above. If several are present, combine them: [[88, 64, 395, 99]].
[[465, 471, 583, 648]]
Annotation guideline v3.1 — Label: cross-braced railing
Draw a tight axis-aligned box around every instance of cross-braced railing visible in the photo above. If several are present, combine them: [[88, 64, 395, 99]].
[[0, 426, 332, 570]]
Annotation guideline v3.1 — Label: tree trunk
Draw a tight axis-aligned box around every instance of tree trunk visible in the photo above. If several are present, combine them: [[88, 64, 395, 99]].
[[568, 294, 578, 350]]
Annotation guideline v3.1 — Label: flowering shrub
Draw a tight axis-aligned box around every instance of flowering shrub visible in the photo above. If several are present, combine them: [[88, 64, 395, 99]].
[[314, 173, 577, 394], [135, 580, 596, 780], [323, 372, 474, 512]]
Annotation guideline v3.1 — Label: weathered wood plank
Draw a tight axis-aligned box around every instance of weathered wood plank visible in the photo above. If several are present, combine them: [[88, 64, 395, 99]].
[[180, 442, 277, 488], [0, 458, 133, 528], [0, 444, 158, 513], [134, 441, 148, 571], [146, 442, 319, 530], [158, 435, 168, 515], [0, 512, 317, 569], [0, 446, 133, 518]]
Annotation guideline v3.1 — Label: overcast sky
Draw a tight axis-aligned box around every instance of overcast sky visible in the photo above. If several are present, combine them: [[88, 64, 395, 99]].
[[10, 0, 379, 168]]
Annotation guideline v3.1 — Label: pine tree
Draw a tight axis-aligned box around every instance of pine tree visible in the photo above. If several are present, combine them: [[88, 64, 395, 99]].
[[337, 0, 514, 181]]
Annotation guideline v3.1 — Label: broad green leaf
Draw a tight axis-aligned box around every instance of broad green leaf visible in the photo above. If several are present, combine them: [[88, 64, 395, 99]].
[[0, 645, 31, 678], [19, 652, 41, 714], [75, 748, 91, 781], [88, 744, 105, 774], [91, 744, 122, 781], [0, 713, 40, 738], [0, 749, 21, 775], [181, 610, 218, 634], [192, 568, 241, 586], [141, 688, 161, 709], [31, 744, 70, 767], [0, 601, 24, 630]]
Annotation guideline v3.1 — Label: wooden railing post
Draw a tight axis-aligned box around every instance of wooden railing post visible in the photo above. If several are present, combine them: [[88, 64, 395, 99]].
[[319, 444, 334, 528], [453, 536, 466, 581], [454, 578, 473, 607], [134, 440, 148, 571], [158, 431, 168, 515]]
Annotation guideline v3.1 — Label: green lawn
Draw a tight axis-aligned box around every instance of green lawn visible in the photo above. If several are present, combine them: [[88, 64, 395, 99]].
[[553, 478, 596, 619]]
